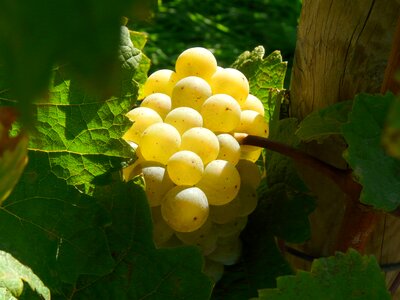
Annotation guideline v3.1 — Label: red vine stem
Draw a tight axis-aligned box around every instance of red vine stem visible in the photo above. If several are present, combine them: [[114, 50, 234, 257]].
[[237, 133, 362, 200]]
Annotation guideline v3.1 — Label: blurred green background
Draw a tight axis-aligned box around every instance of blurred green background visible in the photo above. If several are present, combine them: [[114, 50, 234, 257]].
[[129, 0, 301, 83]]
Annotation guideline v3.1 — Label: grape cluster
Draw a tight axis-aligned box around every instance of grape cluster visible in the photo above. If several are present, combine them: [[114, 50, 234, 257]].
[[123, 47, 268, 282]]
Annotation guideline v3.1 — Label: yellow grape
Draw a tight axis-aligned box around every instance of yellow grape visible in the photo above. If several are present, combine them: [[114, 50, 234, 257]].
[[142, 165, 176, 207], [164, 107, 203, 135], [207, 237, 242, 266], [180, 127, 219, 165], [241, 94, 265, 116], [236, 159, 261, 188], [167, 150, 204, 186], [176, 220, 218, 255], [161, 186, 209, 232], [171, 76, 212, 111], [216, 133, 241, 165], [143, 69, 178, 97], [140, 93, 172, 119], [196, 160, 241, 205], [240, 147, 262, 162], [123, 107, 162, 144], [201, 94, 241, 132], [235, 110, 269, 152], [210, 68, 249, 104], [175, 47, 218, 80], [151, 206, 174, 247], [140, 123, 181, 165]]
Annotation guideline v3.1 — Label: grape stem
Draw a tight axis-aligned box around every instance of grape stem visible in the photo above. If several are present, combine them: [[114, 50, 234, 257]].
[[237, 133, 362, 200]]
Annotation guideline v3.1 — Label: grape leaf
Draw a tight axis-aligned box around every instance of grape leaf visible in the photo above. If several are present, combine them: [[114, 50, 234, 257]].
[[1, 27, 148, 193], [296, 100, 353, 142], [342, 93, 400, 211], [256, 249, 390, 300], [0, 0, 155, 123], [72, 176, 213, 299], [0, 151, 115, 294], [382, 95, 400, 159], [0, 250, 50, 300], [232, 46, 287, 121]]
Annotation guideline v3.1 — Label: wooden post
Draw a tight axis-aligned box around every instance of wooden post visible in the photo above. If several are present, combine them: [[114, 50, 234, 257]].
[[288, 0, 400, 296]]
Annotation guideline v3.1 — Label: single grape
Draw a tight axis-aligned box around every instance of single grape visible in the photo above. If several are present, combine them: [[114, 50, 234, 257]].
[[216, 134, 241, 165], [171, 76, 212, 111], [176, 221, 218, 255], [210, 68, 249, 104], [207, 237, 242, 266], [151, 206, 174, 247], [214, 217, 248, 238], [235, 110, 269, 152], [210, 201, 240, 224], [161, 186, 209, 232], [235, 182, 258, 217], [241, 94, 265, 116], [180, 127, 219, 165], [196, 160, 241, 205], [175, 47, 217, 80], [167, 150, 204, 186], [164, 107, 203, 135], [142, 165, 176, 207], [236, 159, 262, 189], [203, 258, 224, 283], [143, 69, 178, 97], [240, 147, 262, 162], [201, 94, 241, 132], [140, 93, 172, 119], [140, 123, 181, 165], [123, 107, 162, 144]]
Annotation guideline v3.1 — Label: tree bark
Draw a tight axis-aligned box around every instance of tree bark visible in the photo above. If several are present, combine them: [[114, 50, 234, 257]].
[[288, 0, 400, 296]]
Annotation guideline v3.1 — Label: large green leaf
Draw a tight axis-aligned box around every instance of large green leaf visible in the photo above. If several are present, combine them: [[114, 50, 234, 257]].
[[0, 0, 155, 122], [72, 176, 213, 299], [0, 151, 115, 295], [342, 93, 400, 211], [256, 249, 390, 300], [296, 100, 352, 142], [232, 46, 287, 121], [0, 250, 50, 300], [1, 26, 149, 193]]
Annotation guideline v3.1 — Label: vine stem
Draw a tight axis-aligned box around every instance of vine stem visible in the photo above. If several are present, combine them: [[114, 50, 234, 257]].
[[236, 133, 362, 200]]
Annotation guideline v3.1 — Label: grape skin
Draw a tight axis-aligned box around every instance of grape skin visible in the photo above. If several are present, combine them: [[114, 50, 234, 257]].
[[171, 76, 212, 111], [142, 165, 176, 207], [164, 107, 203, 135], [140, 93, 172, 119], [161, 186, 209, 232], [140, 123, 181, 165], [175, 47, 218, 80], [216, 134, 241, 165], [123, 107, 162, 144], [167, 150, 204, 186], [210, 68, 249, 104], [143, 69, 178, 97]]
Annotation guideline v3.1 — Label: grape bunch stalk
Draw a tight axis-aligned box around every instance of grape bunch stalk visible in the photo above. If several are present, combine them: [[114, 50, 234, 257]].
[[122, 47, 268, 282]]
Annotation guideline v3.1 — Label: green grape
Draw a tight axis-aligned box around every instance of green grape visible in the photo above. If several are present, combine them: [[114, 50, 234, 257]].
[[140, 93, 172, 119], [140, 123, 181, 165], [123, 107, 162, 144], [175, 47, 218, 80], [210, 68, 249, 104], [164, 107, 203, 135], [171, 76, 212, 111], [142, 165, 176, 207], [235, 110, 269, 152], [214, 217, 248, 238], [201, 94, 241, 132], [241, 94, 265, 116], [210, 200, 240, 224], [180, 127, 219, 165], [167, 150, 204, 186], [151, 206, 174, 247], [236, 182, 258, 217], [203, 258, 224, 283], [207, 237, 242, 266], [143, 69, 178, 97], [216, 133, 241, 165], [161, 186, 209, 232], [176, 221, 218, 255], [236, 159, 261, 189], [240, 147, 262, 162], [196, 160, 240, 205]]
